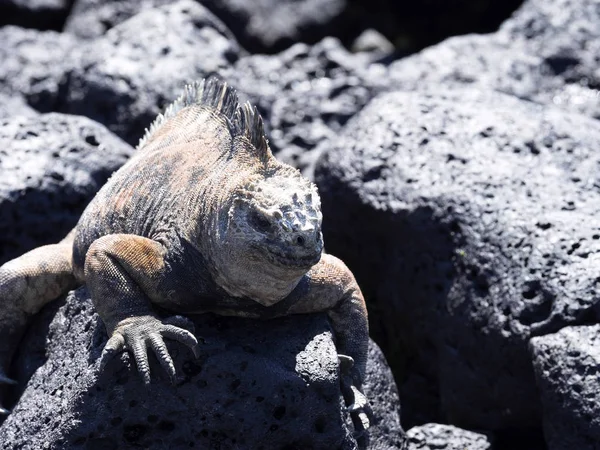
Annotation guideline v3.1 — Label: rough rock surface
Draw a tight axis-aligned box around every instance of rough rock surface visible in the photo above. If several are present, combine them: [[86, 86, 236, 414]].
[[407, 423, 492, 450], [531, 326, 600, 450], [0, 26, 77, 112], [0, 113, 133, 265], [223, 38, 387, 175], [362, 341, 407, 450], [60, 0, 240, 146], [0, 287, 404, 450], [387, 0, 600, 120], [64, 0, 346, 53], [314, 87, 600, 430]]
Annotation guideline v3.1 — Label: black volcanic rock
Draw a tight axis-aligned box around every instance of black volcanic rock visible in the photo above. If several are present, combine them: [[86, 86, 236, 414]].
[[0, 288, 404, 449], [407, 424, 492, 450], [387, 0, 600, 120], [60, 0, 240, 146], [65, 0, 346, 53], [314, 87, 600, 430], [223, 38, 387, 175], [531, 326, 600, 450], [0, 26, 77, 112], [0, 113, 133, 265]]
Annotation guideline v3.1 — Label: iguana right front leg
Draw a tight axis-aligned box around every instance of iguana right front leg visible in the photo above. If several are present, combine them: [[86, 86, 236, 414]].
[[84, 234, 200, 384], [0, 232, 79, 414]]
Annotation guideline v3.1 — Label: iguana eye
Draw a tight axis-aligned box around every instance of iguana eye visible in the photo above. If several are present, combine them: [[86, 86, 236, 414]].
[[250, 211, 272, 232]]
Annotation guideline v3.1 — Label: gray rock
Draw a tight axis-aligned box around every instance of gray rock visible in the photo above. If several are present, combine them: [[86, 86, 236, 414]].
[[0, 94, 37, 119], [199, 0, 347, 53], [65, 0, 346, 53], [0, 113, 133, 265], [407, 423, 492, 450], [0, 26, 77, 112], [363, 341, 407, 450], [0, 286, 401, 449], [531, 326, 600, 450], [60, 0, 240, 146], [314, 87, 600, 429], [388, 0, 600, 119], [0, 0, 72, 30], [223, 38, 387, 175], [64, 0, 172, 39]]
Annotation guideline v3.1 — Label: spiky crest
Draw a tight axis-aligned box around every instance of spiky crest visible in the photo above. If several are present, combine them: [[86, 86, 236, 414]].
[[137, 76, 271, 162]]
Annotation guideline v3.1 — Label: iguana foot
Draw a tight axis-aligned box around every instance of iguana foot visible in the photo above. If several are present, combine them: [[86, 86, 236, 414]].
[[0, 371, 17, 415], [99, 315, 200, 385], [338, 354, 372, 437]]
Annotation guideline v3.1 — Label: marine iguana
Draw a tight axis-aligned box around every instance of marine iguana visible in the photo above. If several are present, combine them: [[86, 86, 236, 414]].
[[0, 77, 370, 432]]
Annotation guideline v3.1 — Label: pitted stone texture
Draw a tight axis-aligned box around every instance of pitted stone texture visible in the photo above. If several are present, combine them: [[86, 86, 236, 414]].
[[66, 0, 346, 53], [0, 289, 371, 449], [315, 87, 600, 429], [407, 424, 492, 450], [531, 326, 600, 450], [0, 26, 77, 112], [223, 38, 387, 175], [363, 341, 408, 449], [0, 113, 133, 265], [61, 0, 240, 146], [388, 0, 600, 120]]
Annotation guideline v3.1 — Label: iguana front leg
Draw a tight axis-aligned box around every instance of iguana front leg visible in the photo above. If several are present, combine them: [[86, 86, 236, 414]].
[[285, 253, 371, 435], [0, 232, 79, 414], [84, 234, 200, 384]]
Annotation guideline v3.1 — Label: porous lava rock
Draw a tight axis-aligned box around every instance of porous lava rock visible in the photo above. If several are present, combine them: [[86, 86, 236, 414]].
[[0, 287, 404, 449], [60, 0, 240, 146], [531, 326, 600, 450], [0, 26, 77, 112], [314, 87, 600, 430], [0, 113, 133, 265], [407, 423, 492, 450]]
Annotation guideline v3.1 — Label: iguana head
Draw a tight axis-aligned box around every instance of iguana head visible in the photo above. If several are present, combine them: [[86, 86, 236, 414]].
[[213, 168, 323, 306]]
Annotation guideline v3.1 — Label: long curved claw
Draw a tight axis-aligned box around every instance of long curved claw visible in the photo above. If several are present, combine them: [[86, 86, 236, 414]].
[[98, 315, 201, 385], [99, 332, 126, 370], [338, 353, 372, 437]]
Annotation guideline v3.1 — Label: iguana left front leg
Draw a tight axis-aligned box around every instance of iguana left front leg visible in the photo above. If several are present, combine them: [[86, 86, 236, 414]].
[[284, 253, 371, 434], [84, 234, 200, 384]]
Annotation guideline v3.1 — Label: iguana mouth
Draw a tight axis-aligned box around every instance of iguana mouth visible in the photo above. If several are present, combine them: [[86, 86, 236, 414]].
[[259, 246, 322, 268]]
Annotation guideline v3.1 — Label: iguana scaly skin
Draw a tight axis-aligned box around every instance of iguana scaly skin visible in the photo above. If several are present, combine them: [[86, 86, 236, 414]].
[[0, 77, 370, 432]]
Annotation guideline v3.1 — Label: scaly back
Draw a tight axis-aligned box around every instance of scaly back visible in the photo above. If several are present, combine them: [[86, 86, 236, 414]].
[[137, 76, 273, 167]]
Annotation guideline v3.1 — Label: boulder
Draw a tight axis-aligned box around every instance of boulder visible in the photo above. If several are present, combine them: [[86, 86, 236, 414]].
[[314, 87, 600, 429], [387, 0, 600, 120], [60, 0, 240, 146], [407, 423, 492, 450], [0, 26, 77, 112], [223, 38, 387, 175], [531, 326, 600, 450], [0, 113, 133, 265], [65, 0, 346, 53], [0, 287, 404, 449]]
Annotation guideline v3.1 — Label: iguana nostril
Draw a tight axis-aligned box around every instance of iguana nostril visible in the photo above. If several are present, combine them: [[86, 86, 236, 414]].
[[296, 236, 305, 246]]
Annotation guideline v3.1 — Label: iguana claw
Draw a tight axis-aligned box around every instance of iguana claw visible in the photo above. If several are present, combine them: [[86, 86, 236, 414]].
[[338, 354, 372, 436], [99, 315, 200, 385]]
